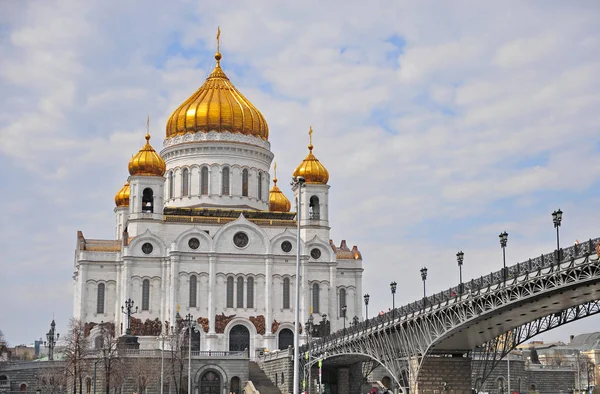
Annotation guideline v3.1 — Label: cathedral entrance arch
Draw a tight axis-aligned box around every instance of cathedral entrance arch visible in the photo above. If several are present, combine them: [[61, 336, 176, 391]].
[[199, 371, 221, 394], [278, 328, 293, 350], [229, 325, 250, 353]]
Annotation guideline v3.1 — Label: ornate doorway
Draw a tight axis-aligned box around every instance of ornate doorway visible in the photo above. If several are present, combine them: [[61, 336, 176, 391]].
[[278, 328, 293, 350], [200, 371, 220, 394], [229, 325, 250, 352]]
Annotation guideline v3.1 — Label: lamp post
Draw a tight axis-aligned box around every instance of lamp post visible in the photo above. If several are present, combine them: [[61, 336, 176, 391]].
[[456, 251, 464, 294], [45, 319, 59, 361], [390, 281, 397, 319], [185, 313, 193, 394], [121, 298, 138, 336], [363, 294, 370, 321], [160, 333, 167, 394], [341, 305, 347, 330], [420, 267, 428, 298], [305, 314, 314, 394], [291, 175, 305, 394], [552, 209, 563, 261], [499, 232, 508, 284]]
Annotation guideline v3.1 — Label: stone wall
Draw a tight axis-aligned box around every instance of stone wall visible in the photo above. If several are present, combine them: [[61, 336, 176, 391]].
[[257, 351, 294, 393], [414, 356, 472, 394], [0, 361, 67, 394], [472, 359, 576, 393]]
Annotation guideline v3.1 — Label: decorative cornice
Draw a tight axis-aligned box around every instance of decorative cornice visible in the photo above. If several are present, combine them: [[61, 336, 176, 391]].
[[163, 131, 271, 150]]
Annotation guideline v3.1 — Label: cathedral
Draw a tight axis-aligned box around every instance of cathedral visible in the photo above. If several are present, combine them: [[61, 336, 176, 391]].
[[72, 37, 364, 358]]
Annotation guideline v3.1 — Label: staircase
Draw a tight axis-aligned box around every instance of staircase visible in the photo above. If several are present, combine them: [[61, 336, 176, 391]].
[[248, 361, 282, 394]]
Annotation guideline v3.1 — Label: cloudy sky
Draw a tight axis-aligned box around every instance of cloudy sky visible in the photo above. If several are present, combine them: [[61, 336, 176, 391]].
[[1, 1, 600, 346]]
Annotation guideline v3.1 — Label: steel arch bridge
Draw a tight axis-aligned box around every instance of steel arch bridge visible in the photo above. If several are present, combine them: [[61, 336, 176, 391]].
[[301, 238, 600, 390]]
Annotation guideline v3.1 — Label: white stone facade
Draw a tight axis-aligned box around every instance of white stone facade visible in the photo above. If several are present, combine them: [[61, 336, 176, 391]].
[[72, 132, 363, 359]]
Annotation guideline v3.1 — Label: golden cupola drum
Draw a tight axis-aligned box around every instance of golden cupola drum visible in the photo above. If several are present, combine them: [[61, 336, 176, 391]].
[[128, 134, 166, 177], [269, 163, 291, 212], [293, 127, 329, 184], [114, 182, 130, 207], [166, 51, 269, 140]]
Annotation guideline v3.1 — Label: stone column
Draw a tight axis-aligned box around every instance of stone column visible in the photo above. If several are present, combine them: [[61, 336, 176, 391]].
[[265, 257, 273, 329], [208, 254, 216, 333], [170, 254, 180, 324], [329, 264, 336, 329], [412, 355, 472, 394], [301, 258, 308, 339]]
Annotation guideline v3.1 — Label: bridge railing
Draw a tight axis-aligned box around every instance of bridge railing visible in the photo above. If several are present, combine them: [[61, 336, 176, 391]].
[[305, 238, 599, 352]]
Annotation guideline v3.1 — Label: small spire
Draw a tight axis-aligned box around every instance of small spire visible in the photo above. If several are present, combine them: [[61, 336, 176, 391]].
[[273, 162, 278, 184], [215, 26, 222, 65], [308, 126, 313, 151]]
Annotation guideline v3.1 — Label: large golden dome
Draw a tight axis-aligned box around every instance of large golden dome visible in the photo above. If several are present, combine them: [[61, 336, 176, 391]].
[[166, 50, 268, 140], [115, 182, 130, 207], [128, 134, 166, 176], [293, 127, 329, 184], [269, 163, 291, 212]]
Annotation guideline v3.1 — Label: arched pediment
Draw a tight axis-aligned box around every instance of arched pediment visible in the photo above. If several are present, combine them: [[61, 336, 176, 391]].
[[127, 229, 167, 257], [212, 214, 270, 254], [173, 226, 214, 253], [271, 228, 305, 255], [305, 235, 334, 261]]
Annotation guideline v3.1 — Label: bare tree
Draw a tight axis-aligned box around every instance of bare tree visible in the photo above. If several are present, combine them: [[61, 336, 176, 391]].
[[167, 323, 188, 394], [64, 319, 89, 394], [127, 357, 161, 394], [37, 366, 68, 394], [97, 322, 120, 394], [551, 350, 566, 366]]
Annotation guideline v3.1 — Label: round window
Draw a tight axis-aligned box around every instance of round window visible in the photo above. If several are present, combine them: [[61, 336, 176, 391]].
[[141, 243, 153, 255], [188, 237, 200, 250], [310, 248, 321, 260], [233, 232, 249, 248], [281, 241, 292, 253]]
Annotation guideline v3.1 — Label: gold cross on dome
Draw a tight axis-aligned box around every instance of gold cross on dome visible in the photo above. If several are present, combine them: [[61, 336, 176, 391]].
[[274, 162, 277, 178], [216, 26, 221, 53], [309, 126, 313, 145]]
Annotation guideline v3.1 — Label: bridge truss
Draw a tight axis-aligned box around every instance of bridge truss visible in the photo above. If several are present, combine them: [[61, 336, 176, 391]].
[[302, 238, 600, 390]]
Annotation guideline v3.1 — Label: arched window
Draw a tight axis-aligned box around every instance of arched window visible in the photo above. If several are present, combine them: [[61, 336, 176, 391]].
[[247, 277, 254, 309], [94, 336, 103, 349], [189, 275, 197, 308], [182, 168, 189, 197], [142, 188, 153, 213], [257, 172, 263, 201], [97, 283, 105, 314], [339, 288, 346, 317], [226, 277, 234, 308], [86, 378, 92, 394], [142, 279, 150, 311], [237, 277, 244, 308], [20, 384, 26, 392], [200, 167, 209, 195], [168, 171, 174, 199], [222, 167, 230, 195], [283, 278, 290, 309], [230, 377, 240, 394], [312, 283, 320, 313], [309, 195, 320, 220], [242, 169, 249, 197]]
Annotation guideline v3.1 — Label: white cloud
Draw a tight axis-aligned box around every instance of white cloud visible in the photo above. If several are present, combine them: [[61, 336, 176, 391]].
[[1, 0, 600, 348]]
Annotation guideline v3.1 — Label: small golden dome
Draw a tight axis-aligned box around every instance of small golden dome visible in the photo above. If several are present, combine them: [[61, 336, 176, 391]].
[[115, 182, 130, 207], [128, 134, 166, 176], [166, 38, 268, 140], [269, 163, 291, 212], [293, 127, 329, 184]]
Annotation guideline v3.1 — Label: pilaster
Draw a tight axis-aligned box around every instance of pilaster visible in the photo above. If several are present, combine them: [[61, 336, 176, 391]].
[[208, 254, 216, 333]]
